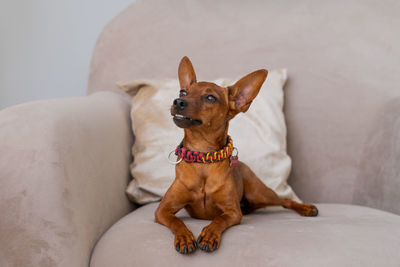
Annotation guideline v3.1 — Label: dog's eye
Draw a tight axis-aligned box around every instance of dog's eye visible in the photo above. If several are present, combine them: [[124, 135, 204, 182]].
[[179, 90, 187, 97], [205, 94, 217, 103]]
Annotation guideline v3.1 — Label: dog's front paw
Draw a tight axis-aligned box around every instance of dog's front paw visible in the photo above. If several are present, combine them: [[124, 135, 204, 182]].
[[197, 226, 221, 252], [174, 230, 197, 254]]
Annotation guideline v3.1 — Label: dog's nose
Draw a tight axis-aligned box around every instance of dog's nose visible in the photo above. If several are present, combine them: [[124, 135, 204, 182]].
[[173, 98, 187, 110]]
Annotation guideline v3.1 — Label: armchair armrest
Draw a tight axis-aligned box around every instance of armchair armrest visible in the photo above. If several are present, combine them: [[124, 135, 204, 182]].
[[0, 92, 134, 267], [352, 97, 400, 215]]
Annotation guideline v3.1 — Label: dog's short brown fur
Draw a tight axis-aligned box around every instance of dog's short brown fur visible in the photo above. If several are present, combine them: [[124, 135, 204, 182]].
[[155, 56, 318, 254]]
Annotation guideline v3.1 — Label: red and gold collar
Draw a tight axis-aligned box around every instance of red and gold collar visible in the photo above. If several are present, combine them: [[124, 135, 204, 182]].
[[174, 135, 238, 167]]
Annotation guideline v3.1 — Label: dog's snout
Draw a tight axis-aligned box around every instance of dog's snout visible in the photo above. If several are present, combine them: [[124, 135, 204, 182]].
[[173, 98, 187, 110]]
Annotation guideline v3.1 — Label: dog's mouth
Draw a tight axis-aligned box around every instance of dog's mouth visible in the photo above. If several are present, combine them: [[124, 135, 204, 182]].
[[172, 114, 202, 128]]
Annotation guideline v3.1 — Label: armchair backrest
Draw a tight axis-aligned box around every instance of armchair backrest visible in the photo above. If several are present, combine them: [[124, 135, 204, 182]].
[[88, 0, 400, 214]]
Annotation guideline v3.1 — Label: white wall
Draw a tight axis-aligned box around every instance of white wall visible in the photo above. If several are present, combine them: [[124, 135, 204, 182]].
[[0, 0, 136, 109]]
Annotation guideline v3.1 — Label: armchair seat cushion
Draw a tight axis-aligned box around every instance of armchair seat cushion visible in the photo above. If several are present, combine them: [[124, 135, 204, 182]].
[[90, 203, 400, 267]]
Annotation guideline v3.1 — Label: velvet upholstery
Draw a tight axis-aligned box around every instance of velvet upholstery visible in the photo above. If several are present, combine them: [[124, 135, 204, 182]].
[[90, 203, 400, 267], [0, 92, 134, 266], [88, 0, 400, 214], [1, 0, 399, 266]]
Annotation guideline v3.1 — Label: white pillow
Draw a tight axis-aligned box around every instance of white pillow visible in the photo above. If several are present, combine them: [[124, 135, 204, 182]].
[[119, 69, 300, 204]]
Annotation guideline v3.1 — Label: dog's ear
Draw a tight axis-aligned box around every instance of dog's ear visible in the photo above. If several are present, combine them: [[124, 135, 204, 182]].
[[178, 56, 197, 90], [228, 69, 268, 118]]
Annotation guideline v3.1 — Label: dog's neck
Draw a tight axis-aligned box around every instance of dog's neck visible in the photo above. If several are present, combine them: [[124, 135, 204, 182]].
[[183, 124, 229, 152]]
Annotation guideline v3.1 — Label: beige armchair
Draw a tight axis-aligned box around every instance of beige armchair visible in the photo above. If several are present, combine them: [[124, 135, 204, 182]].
[[1, 0, 399, 266]]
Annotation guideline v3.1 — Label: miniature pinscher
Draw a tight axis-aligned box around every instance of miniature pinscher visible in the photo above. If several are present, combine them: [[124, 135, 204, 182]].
[[155, 56, 318, 254]]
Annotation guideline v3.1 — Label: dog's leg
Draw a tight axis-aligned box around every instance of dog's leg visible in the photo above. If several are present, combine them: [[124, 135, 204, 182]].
[[240, 163, 318, 216], [155, 181, 197, 254], [197, 192, 242, 252]]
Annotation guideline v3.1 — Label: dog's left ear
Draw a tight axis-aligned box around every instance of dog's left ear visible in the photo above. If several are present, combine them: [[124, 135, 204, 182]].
[[228, 69, 268, 118], [178, 56, 197, 90]]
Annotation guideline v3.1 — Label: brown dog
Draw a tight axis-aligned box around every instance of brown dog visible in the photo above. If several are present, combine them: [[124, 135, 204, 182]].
[[155, 56, 318, 254]]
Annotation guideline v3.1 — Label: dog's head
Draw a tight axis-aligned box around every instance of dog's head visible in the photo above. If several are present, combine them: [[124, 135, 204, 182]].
[[171, 56, 268, 130]]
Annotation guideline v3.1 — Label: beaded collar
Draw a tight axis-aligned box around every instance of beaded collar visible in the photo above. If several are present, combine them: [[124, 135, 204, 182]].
[[174, 135, 237, 165]]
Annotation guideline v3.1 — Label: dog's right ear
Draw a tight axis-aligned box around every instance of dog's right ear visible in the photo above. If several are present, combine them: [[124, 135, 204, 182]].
[[178, 56, 197, 90]]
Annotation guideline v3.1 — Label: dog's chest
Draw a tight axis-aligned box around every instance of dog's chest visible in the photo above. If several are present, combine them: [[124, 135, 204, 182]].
[[180, 163, 233, 219], [185, 184, 223, 220]]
